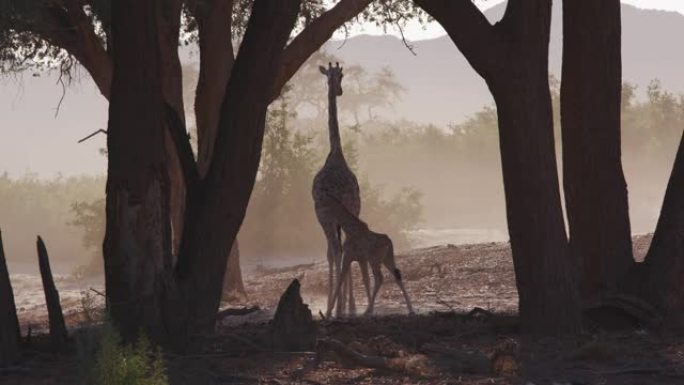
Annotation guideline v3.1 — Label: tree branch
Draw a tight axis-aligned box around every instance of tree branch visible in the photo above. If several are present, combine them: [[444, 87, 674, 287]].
[[193, 0, 236, 176], [164, 103, 200, 191], [413, 0, 501, 79], [271, 0, 372, 101], [39, 2, 113, 99]]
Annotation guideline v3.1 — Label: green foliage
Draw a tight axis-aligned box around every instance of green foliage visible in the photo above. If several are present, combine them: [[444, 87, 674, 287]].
[[289, 50, 405, 127], [70, 198, 106, 276], [77, 322, 168, 385], [0, 173, 104, 269], [79, 289, 105, 325], [94, 327, 167, 385]]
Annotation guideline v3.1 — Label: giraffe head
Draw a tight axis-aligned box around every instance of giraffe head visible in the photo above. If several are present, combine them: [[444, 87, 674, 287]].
[[319, 62, 344, 96]]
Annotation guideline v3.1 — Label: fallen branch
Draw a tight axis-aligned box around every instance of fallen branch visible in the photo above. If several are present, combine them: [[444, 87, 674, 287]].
[[255, 262, 315, 276], [465, 307, 493, 320], [215, 306, 260, 321], [316, 338, 433, 375], [0, 366, 30, 375], [89, 288, 105, 297]]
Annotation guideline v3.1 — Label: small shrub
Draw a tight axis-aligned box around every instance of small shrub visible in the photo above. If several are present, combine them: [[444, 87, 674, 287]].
[[78, 290, 105, 326], [78, 322, 168, 385]]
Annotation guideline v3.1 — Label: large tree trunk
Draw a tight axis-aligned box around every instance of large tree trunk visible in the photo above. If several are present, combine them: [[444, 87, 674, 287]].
[[0, 230, 21, 367], [641, 133, 684, 326], [415, 0, 581, 334], [36, 237, 67, 345], [561, 0, 633, 302], [176, 0, 302, 338], [491, 73, 580, 335], [101, 0, 368, 348], [104, 0, 176, 344], [191, 0, 246, 296]]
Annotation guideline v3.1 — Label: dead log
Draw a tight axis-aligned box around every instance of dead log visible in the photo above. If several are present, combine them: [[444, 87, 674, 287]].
[[317, 338, 435, 376], [0, 229, 21, 367], [216, 306, 260, 321], [36, 236, 67, 345], [270, 279, 316, 351]]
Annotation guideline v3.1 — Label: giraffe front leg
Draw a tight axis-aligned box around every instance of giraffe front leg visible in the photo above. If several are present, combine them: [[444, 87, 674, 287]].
[[367, 266, 384, 316], [327, 256, 352, 318]]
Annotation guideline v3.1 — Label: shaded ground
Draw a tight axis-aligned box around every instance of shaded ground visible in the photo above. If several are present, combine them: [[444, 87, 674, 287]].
[[5, 234, 684, 384]]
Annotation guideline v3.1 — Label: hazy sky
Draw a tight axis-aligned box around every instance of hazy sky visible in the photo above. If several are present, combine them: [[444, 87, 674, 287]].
[[2, 0, 684, 178], [339, 0, 684, 40]]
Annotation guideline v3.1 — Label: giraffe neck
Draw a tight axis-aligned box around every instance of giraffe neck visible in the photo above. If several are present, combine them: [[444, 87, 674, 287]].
[[327, 88, 343, 156]]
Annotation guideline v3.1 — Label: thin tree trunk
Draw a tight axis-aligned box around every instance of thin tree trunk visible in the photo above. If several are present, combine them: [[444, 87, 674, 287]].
[[491, 72, 580, 335], [191, 0, 246, 296], [104, 0, 176, 344], [36, 236, 67, 345], [415, 0, 581, 335], [0, 230, 21, 366], [194, 0, 235, 177], [223, 241, 245, 299], [177, 0, 302, 338], [561, 0, 633, 302], [642, 133, 684, 326], [158, 0, 187, 258]]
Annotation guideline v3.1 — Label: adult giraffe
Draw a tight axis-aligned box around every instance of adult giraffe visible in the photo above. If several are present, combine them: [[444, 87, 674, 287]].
[[312, 62, 360, 317]]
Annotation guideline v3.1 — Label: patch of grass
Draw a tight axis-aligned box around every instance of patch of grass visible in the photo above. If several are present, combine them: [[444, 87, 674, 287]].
[[77, 322, 168, 385]]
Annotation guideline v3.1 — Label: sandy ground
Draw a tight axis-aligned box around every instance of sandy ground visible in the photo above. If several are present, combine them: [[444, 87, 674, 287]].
[[5, 234, 684, 385]]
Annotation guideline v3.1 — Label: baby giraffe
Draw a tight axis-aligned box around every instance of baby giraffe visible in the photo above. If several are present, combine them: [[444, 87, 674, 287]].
[[322, 194, 415, 317]]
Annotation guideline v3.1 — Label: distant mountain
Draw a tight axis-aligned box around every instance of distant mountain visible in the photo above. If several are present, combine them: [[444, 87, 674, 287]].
[[0, 3, 683, 176], [322, 3, 684, 124]]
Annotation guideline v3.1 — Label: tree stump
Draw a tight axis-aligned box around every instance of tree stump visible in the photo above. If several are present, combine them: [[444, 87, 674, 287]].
[[270, 279, 316, 351], [0, 229, 21, 367], [36, 236, 67, 346]]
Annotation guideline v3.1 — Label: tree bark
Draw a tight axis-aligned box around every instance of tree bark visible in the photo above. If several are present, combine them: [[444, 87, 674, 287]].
[[561, 0, 633, 302], [0, 230, 21, 367], [36, 236, 67, 345], [641, 133, 684, 327], [104, 0, 176, 344], [271, 0, 373, 101], [415, 0, 581, 334]]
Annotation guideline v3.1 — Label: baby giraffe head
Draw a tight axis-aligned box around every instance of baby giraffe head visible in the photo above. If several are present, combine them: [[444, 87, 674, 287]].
[[319, 62, 344, 96]]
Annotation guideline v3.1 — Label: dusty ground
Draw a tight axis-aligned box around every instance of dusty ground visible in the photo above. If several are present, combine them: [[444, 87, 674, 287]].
[[4, 234, 684, 384]]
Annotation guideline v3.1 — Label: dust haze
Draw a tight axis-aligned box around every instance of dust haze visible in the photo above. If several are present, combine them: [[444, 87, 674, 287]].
[[0, 3, 682, 276]]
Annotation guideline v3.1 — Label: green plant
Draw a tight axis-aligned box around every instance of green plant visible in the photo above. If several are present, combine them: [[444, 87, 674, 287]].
[[79, 290, 105, 326], [92, 324, 168, 385]]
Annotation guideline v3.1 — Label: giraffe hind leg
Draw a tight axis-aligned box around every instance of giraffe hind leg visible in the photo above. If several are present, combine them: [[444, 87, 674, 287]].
[[383, 259, 415, 315]]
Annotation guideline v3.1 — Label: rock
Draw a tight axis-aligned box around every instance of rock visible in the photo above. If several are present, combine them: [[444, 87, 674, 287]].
[[270, 279, 316, 351]]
